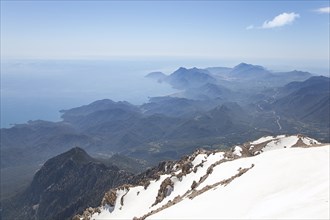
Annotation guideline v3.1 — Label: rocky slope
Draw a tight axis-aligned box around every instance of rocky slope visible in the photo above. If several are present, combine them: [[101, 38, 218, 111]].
[[1, 148, 133, 220], [77, 134, 329, 220]]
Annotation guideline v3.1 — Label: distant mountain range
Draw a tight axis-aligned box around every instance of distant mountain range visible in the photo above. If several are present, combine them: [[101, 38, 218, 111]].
[[146, 63, 314, 94], [1, 63, 329, 220], [274, 76, 330, 126]]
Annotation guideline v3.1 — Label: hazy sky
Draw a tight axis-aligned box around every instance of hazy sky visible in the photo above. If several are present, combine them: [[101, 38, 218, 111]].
[[1, 1, 329, 63], [1, 1, 329, 127]]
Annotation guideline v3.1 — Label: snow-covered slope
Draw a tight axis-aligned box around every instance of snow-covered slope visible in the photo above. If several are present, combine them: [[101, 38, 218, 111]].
[[77, 135, 329, 220]]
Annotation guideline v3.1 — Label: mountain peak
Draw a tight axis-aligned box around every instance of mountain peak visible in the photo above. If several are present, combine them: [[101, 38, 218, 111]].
[[145, 71, 167, 82], [91, 99, 115, 105], [66, 146, 90, 159], [229, 63, 269, 78], [41, 147, 95, 169], [177, 67, 187, 71], [235, 62, 250, 67], [168, 66, 215, 89], [233, 62, 265, 70], [174, 67, 205, 73], [3, 147, 131, 220], [307, 75, 329, 82]]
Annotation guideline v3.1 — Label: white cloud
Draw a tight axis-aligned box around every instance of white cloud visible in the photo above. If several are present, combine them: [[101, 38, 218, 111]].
[[246, 12, 300, 30], [261, 12, 300, 29], [315, 7, 330, 14]]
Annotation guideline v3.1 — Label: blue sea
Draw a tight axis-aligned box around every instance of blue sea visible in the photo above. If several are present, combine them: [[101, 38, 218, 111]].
[[0, 58, 223, 128]]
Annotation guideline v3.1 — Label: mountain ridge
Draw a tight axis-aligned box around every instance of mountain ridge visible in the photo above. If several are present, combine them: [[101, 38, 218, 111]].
[[75, 134, 329, 220]]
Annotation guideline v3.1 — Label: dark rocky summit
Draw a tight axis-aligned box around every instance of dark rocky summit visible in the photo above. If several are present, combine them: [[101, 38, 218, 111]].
[[1, 147, 132, 220]]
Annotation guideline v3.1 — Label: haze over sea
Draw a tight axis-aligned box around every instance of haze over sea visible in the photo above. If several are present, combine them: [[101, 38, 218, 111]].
[[1, 57, 329, 128], [1, 58, 178, 128]]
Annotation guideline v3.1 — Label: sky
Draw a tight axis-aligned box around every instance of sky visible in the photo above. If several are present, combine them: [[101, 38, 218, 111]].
[[1, 1, 329, 65], [0, 0, 329, 127]]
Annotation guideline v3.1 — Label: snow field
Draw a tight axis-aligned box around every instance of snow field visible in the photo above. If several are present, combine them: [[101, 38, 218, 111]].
[[150, 146, 329, 219], [91, 135, 328, 220]]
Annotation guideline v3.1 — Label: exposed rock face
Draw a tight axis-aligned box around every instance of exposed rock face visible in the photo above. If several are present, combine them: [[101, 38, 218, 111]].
[[188, 164, 255, 200], [152, 177, 174, 206], [292, 137, 309, 148], [101, 189, 117, 207], [181, 162, 193, 174], [73, 207, 101, 220]]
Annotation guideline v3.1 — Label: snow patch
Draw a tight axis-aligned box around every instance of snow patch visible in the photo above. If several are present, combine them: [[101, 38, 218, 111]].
[[250, 135, 286, 145], [263, 135, 298, 151], [233, 146, 242, 156]]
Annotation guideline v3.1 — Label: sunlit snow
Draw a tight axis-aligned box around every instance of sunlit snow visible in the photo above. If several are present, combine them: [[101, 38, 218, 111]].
[[89, 135, 329, 220]]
